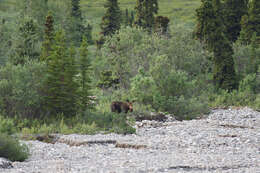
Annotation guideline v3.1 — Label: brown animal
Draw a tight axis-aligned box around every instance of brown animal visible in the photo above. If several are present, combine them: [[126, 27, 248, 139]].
[[111, 100, 133, 113]]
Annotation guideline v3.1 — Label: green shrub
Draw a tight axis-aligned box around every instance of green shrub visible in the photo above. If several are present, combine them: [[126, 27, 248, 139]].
[[0, 133, 29, 161], [95, 27, 211, 89], [131, 55, 210, 120], [82, 111, 136, 134], [209, 73, 259, 108], [0, 61, 46, 119], [0, 115, 16, 135]]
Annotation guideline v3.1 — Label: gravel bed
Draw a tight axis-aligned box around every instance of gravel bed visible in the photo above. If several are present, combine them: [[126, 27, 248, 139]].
[[1, 107, 260, 173]]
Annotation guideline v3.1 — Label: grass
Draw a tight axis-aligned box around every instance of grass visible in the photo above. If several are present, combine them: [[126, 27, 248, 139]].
[[0, 133, 29, 162], [0, 0, 201, 37]]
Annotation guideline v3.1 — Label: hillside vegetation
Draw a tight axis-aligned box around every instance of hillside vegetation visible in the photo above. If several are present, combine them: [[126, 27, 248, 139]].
[[0, 0, 259, 140]]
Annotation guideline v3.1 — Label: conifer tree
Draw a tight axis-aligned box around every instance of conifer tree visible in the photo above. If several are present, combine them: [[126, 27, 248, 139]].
[[45, 30, 78, 117], [71, 0, 82, 20], [130, 11, 135, 26], [79, 37, 92, 112], [9, 17, 40, 65], [223, 0, 248, 42], [41, 11, 54, 61], [84, 24, 94, 45], [68, 0, 83, 45], [195, 0, 237, 90], [100, 0, 121, 37], [247, 32, 259, 74], [135, 0, 158, 30], [67, 0, 93, 45], [124, 9, 130, 26], [19, 0, 48, 39], [0, 18, 9, 65], [240, 0, 260, 44]]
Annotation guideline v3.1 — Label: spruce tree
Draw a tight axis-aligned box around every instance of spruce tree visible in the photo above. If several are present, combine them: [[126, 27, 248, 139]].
[[45, 30, 78, 117], [195, 0, 237, 90], [19, 0, 48, 39], [67, 0, 94, 45], [68, 0, 83, 45], [124, 8, 130, 26], [83, 24, 94, 45], [240, 0, 260, 44], [79, 37, 92, 112], [41, 11, 54, 61], [223, 0, 248, 42], [130, 11, 135, 26], [0, 18, 9, 65], [135, 0, 158, 30], [71, 0, 82, 20], [9, 17, 40, 65], [100, 0, 121, 37]]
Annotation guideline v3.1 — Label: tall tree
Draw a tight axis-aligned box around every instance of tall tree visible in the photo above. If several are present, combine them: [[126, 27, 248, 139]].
[[0, 18, 9, 65], [79, 37, 92, 112], [134, 0, 158, 30], [100, 0, 121, 37], [9, 17, 40, 65], [240, 0, 260, 44], [71, 0, 82, 20], [67, 0, 93, 45], [41, 11, 54, 61], [194, 0, 237, 90], [223, 0, 248, 42], [18, 0, 49, 39], [45, 30, 78, 117]]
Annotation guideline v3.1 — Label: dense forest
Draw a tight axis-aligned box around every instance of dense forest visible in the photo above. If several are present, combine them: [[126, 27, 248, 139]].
[[0, 0, 259, 156]]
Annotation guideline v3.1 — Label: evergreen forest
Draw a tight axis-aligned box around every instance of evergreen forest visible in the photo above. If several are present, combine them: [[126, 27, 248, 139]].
[[0, 0, 259, 139]]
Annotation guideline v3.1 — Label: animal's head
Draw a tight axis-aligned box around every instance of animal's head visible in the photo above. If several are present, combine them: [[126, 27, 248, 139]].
[[126, 100, 134, 112]]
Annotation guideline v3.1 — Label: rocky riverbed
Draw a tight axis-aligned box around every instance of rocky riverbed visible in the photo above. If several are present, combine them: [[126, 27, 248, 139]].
[[1, 107, 260, 173]]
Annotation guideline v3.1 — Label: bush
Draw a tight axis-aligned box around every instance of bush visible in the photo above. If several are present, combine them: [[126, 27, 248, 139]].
[[95, 27, 211, 120], [131, 55, 210, 120], [0, 133, 29, 161], [209, 73, 259, 108], [82, 111, 136, 134], [0, 61, 46, 118], [95, 26, 212, 90], [0, 115, 16, 135]]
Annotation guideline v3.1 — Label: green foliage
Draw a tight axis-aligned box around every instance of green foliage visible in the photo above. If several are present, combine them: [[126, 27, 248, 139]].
[[96, 27, 211, 89], [83, 111, 136, 134], [71, 0, 82, 19], [97, 70, 119, 89], [100, 0, 121, 37], [18, 0, 48, 34], [239, 0, 260, 44], [233, 40, 260, 79], [209, 72, 259, 109], [0, 133, 29, 162], [195, 0, 237, 90], [9, 16, 40, 65], [0, 116, 16, 135], [0, 110, 135, 135], [223, 0, 248, 42], [45, 30, 78, 117], [0, 18, 10, 65], [122, 8, 135, 27], [96, 27, 210, 119], [78, 37, 93, 112], [135, 0, 158, 31], [0, 61, 46, 118], [41, 11, 54, 61]]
